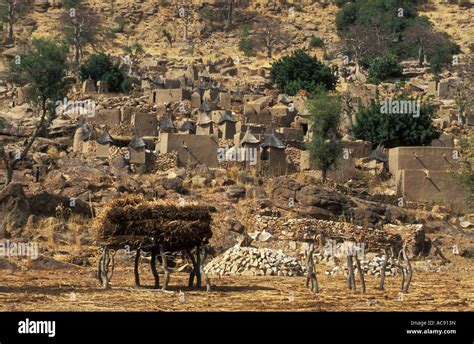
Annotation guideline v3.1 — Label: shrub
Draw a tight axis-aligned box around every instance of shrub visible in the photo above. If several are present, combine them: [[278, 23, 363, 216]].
[[353, 99, 440, 148], [79, 53, 125, 92], [308, 88, 342, 182], [239, 38, 254, 56], [270, 50, 337, 96], [367, 54, 403, 84], [309, 36, 324, 48], [430, 41, 461, 73]]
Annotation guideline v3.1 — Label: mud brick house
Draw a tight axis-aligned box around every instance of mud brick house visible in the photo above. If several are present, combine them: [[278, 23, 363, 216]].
[[157, 133, 218, 167], [150, 88, 191, 104], [82, 79, 96, 93], [389, 146, 468, 211], [93, 108, 121, 127], [133, 113, 158, 137]]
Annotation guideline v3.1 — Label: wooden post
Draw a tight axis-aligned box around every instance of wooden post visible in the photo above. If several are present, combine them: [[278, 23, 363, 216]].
[[200, 245, 211, 292], [397, 249, 406, 292], [402, 247, 412, 293], [101, 246, 110, 289], [379, 248, 389, 290], [305, 243, 319, 293], [354, 254, 365, 293], [195, 244, 202, 288], [347, 254, 356, 292], [160, 245, 170, 290], [150, 251, 160, 289], [186, 249, 197, 288], [134, 248, 141, 287]]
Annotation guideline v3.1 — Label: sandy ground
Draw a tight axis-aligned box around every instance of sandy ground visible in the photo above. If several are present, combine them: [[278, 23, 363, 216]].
[[0, 264, 472, 312]]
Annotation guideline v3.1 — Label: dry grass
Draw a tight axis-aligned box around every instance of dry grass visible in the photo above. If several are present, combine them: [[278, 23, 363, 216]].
[[0, 262, 472, 312]]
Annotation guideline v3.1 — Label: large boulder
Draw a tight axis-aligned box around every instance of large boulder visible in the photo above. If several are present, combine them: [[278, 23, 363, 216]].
[[0, 183, 93, 238]]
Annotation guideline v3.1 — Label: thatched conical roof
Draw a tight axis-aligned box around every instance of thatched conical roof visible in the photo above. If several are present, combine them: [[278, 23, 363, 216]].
[[179, 121, 196, 134], [160, 113, 176, 133], [97, 127, 114, 145], [240, 127, 260, 145], [217, 110, 237, 125], [261, 128, 285, 149], [197, 111, 213, 125], [129, 133, 146, 149], [199, 101, 211, 113]]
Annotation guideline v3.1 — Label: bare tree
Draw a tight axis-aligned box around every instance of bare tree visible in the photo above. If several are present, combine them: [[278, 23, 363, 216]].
[[122, 42, 144, 77], [61, 0, 101, 64], [0, 0, 32, 42], [340, 23, 394, 73], [403, 22, 446, 67], [226, 0, 234, 29], [256, 21, 288, 58], [162, 28, 174, 48]]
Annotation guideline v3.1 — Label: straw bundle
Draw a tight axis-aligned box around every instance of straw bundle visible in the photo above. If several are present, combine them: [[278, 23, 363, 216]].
[[94, 196, 215, 250]]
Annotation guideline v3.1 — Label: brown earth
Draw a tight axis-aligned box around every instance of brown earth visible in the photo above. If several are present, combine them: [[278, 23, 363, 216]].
[[0, 257, 472, 312]]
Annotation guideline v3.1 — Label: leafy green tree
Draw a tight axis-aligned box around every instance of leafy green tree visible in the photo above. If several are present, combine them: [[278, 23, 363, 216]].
[[270, 50, 337, 96], [367, 53, 403, 84], [353, 99, 440, 148], [79, 53, 125, 92], [238, 26, 254, 56], [1, 39, 69, 186], [336, 0, 458, 73], [308, 89, 342, 182]]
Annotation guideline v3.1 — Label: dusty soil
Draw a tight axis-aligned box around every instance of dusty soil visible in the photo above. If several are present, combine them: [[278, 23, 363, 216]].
[[1, 262, 472, 312]]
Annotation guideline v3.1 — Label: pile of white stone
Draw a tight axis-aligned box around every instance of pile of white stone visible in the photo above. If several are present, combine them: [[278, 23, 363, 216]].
[[204, 245, 304, 277], [323, 255, 399, 277]]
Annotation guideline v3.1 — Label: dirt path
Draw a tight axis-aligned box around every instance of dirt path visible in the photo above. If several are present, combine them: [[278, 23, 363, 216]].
[[0, 267, 472, 312]]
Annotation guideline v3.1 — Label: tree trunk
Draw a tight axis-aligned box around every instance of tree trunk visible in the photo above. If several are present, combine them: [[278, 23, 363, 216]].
[[379, 248, 388, 290], [7, 2, 14, 41], [227, 0, 233, 28], [418, 46, 424, 67], [321, 169, 327, 183], [7, 20, 14, 41], [134, 248, 141, 287], [3, 98, 48, 188]]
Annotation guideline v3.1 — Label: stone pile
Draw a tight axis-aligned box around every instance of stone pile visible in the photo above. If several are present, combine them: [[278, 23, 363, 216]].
[[255, 216, 406, 253], [318, 251, 399, 277], [154, 152, 178, 172], [324, 259, 399, 277], [204, 245, 304, 277]]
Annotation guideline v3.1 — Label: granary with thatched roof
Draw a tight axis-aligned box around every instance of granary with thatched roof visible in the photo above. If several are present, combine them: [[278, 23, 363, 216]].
[[179, 120, 196, 135], [237, 127, 261, 169], [217, 110, 237, 140], [260, 128, 287, 176], [96, 127, 114, 158], [159, 112, 176, 134], [129, 132, 147, 164], [196, 103, 214, 136]]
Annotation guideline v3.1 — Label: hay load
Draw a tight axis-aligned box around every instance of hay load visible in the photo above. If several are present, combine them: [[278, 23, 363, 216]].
[[94, 196, 215, 251]]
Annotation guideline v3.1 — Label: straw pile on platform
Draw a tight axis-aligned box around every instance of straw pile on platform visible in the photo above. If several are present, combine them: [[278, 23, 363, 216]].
[[94, 196, 215, 251]]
